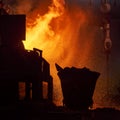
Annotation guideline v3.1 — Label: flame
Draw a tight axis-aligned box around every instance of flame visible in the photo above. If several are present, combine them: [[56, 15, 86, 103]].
[[23, 0, 98, 105], [24, 0, 65, 59]]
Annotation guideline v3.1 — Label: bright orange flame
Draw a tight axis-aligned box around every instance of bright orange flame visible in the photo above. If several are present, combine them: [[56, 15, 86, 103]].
[[23, 0, 98, 105]]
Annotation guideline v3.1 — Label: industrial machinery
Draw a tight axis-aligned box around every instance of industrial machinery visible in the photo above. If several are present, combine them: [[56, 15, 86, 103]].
[[56, 64, 100, 110], [0, 15, 53, 106]]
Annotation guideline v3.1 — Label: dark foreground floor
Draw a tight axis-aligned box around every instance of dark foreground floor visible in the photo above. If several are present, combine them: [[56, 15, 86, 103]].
[[0, 102, 120, 120]]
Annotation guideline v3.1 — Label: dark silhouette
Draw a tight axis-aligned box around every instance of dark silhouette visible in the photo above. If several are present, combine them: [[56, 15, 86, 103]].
[[0, 15, 53, 107], [55, 63, 100, 110], [0, 0, 8, 15]]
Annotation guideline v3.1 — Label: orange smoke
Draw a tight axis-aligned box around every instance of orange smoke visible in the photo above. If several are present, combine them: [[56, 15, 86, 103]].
[[23, 0, 99, 106]]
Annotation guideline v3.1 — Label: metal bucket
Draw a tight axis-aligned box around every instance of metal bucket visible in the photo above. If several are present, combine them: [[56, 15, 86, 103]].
[[56, 64, 100, 110]]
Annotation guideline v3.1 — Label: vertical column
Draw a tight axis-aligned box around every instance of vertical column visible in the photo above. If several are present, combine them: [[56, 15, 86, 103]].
[[48, 76, 53, 102]]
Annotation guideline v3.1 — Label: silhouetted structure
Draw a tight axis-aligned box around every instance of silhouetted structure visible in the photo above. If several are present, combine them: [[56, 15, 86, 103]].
[[56, 64, 100, 110], [0, 15, 53, 106]]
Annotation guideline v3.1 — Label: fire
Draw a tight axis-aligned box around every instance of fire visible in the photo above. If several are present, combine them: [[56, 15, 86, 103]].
[[23, 0, 98, 105], [24, 0, 65, 59]]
